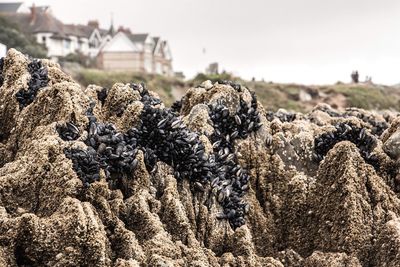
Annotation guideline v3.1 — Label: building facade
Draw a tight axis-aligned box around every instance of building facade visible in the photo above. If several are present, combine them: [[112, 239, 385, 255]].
[[98, 31, 173, 76], [0, 43, 6, 58], [2, 5, 111, 59], [1, 3, 173, 76]]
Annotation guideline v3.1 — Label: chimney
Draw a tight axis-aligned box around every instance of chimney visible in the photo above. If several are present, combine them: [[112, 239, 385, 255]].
[[87, 20, 99, 29], [117, 26, 131, 34], [29, 3, 36, 24]]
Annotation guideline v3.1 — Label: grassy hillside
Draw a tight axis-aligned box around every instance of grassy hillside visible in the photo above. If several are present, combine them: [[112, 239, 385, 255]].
[[190, 73, 400, 112], [72, 69, 185, 107], [70, 70, 400, 112], [248, 82, 400, 112]]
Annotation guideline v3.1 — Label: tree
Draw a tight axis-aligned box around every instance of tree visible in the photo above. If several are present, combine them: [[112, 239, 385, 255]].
[[0, 16, 47, 58]]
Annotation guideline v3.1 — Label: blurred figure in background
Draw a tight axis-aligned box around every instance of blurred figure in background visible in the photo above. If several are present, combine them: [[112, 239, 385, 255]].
[[351, 70, 359, 83]]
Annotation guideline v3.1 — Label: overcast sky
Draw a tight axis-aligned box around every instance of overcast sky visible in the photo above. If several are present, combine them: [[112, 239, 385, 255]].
[[23, 0, 400, 84]]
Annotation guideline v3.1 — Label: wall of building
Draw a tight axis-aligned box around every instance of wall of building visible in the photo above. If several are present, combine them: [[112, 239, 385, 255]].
[[35, 32, 96, 58], [68, 36, 78, 54], [35, 33, 66, 57], [99, 51, 142, 72], [0, 43, 6, 57], [152, 55, 173, 76], [144, 52, 153, 73], [80, 38, 90, 56]]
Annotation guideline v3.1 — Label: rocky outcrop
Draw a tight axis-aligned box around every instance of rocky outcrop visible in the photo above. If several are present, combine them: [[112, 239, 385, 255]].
[[0, 49, 399, 266]]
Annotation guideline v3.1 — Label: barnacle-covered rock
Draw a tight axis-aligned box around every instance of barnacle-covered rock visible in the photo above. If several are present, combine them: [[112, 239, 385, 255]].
[[0, 49, 400, 266], [304, 251, 362, 267], [383, 129, 400, 160]]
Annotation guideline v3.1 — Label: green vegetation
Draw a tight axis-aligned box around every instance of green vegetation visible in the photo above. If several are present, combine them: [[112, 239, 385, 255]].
[[248, 82, 307, 112], [74, 69, 185, 106], [59, 52, 92, 67], [71, 69, 400, 112], [244, 82, 399, 112], [320, 84, 399, 110], [0, 16, 47, 58]]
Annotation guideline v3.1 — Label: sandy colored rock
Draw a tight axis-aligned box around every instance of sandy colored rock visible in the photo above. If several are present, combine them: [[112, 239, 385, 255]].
[[304, 251, 362, 267], [0, 50, 400, 266], [383, 129, 400, 160]]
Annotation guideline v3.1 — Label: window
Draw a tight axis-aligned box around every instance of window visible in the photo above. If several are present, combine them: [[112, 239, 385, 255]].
[[64, 40, 71, 49], [42, 36, 46, 43], [89, 39, 98, 49]]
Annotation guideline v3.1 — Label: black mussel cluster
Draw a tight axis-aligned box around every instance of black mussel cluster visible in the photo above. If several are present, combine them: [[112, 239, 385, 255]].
[[85, 119, 139, 183], [16, 59, 49, 109], [210, 94, 261, 141], [130, 83, 162, 106], [56, 122, 80, 141], [170, 99, 182, 113], [344, 110, 388, 137], [315, 107, 388, 137], [64, 147, 100, 187], [128, 83, 211, 179], [0, 57, 4, 87], [266, 110, 297, 122], [97, 88, 108, 105], [62, 82, 260, 229], [63, 84, 211, 188], [132, 104, 212, 181], [314, 122, 377, 164], [64, 102, 139, 187], [208, 92, 261, 228]]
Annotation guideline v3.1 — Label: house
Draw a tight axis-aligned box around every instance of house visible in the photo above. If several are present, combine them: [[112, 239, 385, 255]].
[[1, 3, 174, 77], [0, 2, 22, 13], [0, 43, 6, 57], [206, 62, 219, 75], [152, 37, 173, 76], [63, 21, 112, 58], [2, 4, 112, 59], [98, 31, 173, 76]]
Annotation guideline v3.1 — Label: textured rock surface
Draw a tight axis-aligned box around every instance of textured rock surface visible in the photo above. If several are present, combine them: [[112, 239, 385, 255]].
[[0, 49, 399, 266]]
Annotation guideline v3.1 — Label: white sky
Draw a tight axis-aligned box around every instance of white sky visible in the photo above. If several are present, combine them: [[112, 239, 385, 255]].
[[23, 0, 400, 84]]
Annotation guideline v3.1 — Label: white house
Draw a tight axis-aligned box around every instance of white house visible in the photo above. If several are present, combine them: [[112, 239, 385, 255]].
[[0, 3, 173, 76], [3, 5, 112, 59], [98, 31, 173, 76], [0, 43, 6, 58], [152, 37, 173, 76]]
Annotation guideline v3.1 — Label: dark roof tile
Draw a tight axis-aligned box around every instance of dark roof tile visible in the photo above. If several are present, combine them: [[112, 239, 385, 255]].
[[127, 33, 148, 43]]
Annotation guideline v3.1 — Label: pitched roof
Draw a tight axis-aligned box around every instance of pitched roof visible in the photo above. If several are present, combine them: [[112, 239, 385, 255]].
[[4, 6, 110, 40], [152, 37, 160, 44], [4, 6, 66, 37], [0, 2, 23, 13], [127, 33, 149, 43], [99, 28, 111, 37], [64, 24, 95, 38], [152, 37, 160, 53]]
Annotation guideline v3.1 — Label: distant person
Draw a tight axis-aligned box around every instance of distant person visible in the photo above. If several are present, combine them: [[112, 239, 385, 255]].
[[351, 70, 359, 83]]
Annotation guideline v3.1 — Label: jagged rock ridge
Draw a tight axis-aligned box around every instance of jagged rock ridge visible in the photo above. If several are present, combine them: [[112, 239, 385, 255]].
[[0, 49, 399, 266]]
